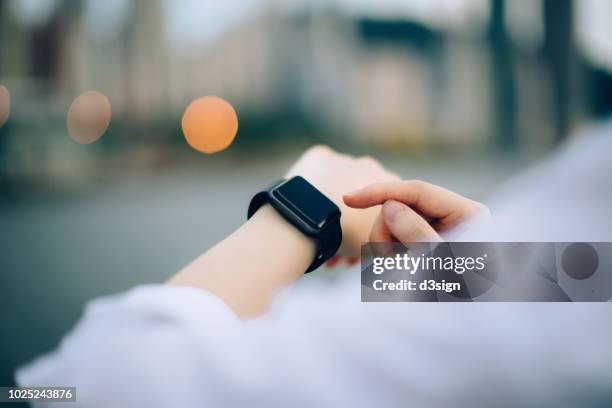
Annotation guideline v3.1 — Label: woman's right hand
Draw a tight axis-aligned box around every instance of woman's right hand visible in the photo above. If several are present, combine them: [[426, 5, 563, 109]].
[[343, 180, 489, 244]]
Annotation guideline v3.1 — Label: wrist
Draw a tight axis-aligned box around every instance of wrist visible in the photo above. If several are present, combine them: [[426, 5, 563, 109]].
[[247, 204, 316, 277]]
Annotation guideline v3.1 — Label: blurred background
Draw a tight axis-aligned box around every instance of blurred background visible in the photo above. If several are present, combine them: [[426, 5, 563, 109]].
[[1, 0, 612, 391]]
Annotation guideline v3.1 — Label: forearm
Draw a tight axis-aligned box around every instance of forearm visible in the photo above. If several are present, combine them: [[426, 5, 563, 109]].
[[167, 204, 315, 318]]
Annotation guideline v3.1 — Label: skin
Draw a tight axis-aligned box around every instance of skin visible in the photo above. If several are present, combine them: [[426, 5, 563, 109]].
[[168, 146, 487, 318], [168, 203, 316, 317], [344, 180, 489, 244]]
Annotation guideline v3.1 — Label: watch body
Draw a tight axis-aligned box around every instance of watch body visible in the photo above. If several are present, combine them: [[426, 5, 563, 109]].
[[248, 176, 342, 273]]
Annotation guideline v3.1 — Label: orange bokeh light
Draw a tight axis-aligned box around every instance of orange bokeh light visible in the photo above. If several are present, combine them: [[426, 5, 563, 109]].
[[0, 85, 10, 128], [181, 96, 238, 154], [67, 90, 112, 144]]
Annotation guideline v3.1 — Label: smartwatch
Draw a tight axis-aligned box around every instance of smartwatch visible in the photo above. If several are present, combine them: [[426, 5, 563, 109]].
[[247, 176, 342, 273]]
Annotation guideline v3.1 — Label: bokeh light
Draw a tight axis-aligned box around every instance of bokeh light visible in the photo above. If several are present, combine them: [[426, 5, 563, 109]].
[[66, 90, 112, 144], [0, 85, 10, 128], [181, 96, 238, 154]]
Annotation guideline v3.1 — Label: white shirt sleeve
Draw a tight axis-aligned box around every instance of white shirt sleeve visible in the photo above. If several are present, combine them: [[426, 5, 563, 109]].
[[16, 281, 612, 408]]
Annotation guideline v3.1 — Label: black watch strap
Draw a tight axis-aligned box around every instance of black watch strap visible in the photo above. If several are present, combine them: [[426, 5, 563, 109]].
[[308, 216, 342, 272], [247, 179, 342, 273], [247, 180, 283, 219]]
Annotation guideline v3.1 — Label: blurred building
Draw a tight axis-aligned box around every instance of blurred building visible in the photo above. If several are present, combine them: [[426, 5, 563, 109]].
[[1, 0, 612, 188], [0, 2, 496, 147]]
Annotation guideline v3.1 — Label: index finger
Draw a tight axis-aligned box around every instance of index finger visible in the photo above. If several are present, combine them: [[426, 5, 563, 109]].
[[343, 180, 481, 224]]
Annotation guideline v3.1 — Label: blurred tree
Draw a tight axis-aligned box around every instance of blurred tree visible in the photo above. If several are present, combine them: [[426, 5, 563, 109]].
[[487, 0, 518, 152], [0, 0, 3, 74], [543, 0, 574, 142], [587, 65, 612, 118]]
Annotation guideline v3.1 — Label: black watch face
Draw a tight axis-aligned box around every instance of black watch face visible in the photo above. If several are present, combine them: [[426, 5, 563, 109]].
[[273, 176, 339, 228]]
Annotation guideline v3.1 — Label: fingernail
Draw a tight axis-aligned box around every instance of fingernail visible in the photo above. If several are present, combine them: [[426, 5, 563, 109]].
[[345, 188, 362, 196], [383, 200, 404, 222]]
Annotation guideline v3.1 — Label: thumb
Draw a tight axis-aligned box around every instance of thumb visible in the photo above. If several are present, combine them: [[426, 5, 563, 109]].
[[382, 200, 441, 244]]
